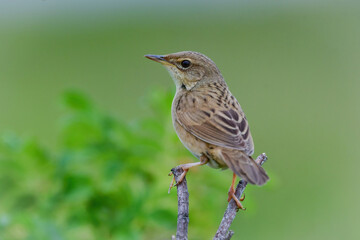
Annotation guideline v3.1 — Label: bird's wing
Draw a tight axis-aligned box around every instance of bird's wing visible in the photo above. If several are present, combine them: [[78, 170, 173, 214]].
[[175, 89, 253, 152]]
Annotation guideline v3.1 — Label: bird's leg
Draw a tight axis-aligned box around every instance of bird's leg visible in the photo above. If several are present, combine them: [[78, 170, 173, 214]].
[[168, 155, 208, 192], [227, 173, 246, 210]]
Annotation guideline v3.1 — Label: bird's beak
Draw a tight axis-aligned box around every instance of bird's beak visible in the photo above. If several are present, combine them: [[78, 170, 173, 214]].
[[145, 54, 171, 65]]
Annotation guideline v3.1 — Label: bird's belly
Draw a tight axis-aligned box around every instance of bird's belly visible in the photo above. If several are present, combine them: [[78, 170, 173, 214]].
[[173, 120, 227, 170], [173, 120, 205, 158]]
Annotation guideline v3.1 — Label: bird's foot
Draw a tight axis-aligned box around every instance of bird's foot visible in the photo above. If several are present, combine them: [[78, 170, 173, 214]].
[[168, 156, 209, 193], [228, 185, 246, 210], [174, 168, 189, 186], [168, 167, 189, 193]]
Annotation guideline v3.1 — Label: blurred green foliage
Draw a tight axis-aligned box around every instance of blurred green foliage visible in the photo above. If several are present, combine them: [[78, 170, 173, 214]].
[[0, 90, 184, 239]]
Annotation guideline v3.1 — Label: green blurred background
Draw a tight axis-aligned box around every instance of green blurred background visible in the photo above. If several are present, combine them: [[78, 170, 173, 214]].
[[1, 0, 359, 239]]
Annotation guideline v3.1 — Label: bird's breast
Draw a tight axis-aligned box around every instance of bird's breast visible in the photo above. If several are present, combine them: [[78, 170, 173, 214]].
[[171, 91, 229, 169], [172, 113, 228, 170], [172, 118, 206, 159]]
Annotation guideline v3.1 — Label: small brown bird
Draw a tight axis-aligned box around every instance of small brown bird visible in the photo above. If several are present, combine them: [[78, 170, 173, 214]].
[[145, 51, 269, 209]]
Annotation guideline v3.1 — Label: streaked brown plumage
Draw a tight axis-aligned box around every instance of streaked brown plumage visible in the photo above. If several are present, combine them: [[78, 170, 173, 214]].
[[145, 51, 269, 208]]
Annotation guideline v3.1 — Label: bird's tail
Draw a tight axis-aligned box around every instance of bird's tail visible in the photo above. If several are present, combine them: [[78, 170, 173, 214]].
[[221, 149, 269, 185]]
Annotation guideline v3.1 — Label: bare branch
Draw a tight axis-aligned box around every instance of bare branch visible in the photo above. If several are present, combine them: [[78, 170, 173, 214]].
[[171, 166, 189, 240], [213, 153, 268, 240], [224, 230, 234, 240]]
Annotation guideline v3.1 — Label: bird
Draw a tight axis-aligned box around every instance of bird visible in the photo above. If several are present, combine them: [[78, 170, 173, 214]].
[[145, 51, 269, 209]]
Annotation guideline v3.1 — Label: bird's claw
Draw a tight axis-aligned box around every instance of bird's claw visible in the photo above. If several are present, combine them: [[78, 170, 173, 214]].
[[230, 193, 246, 210], [168, 168, 189, 193], [174, 168, 188, 186], [228, 187, 246, 210], [240, 193, 245, 201], [168, 176, 175, 194]]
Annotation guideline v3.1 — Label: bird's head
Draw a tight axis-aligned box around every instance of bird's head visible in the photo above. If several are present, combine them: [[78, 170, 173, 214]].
[[145, 51, 222, 90]]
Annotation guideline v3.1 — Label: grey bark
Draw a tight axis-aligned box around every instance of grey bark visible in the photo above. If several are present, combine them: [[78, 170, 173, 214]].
[[171, 166, 189, 240]]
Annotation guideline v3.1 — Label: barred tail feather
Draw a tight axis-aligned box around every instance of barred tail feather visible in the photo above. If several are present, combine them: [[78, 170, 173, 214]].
[[221, 149, 269, 185]]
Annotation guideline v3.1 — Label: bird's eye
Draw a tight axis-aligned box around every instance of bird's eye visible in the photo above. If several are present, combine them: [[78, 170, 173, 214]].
[[181, 60, 191, 68]]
